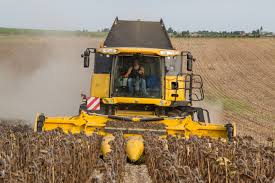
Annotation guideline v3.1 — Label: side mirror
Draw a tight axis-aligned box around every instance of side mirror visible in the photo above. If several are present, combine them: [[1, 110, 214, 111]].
[[84, 56, 90, 68], [187, 53, 193, 71], [81, 50, 90, 68]]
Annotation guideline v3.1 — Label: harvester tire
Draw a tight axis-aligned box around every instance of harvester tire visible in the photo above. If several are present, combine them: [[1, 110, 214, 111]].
[[225, 123, 234, 143], [37, 114, 45, 132]]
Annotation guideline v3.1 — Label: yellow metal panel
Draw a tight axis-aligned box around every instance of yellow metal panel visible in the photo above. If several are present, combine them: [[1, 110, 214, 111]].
[[37, 112, 229, 140], [126, 136, 144, 162], [102, 97, 171, 106], [91, 74, 110, 98], [97, 47, 181, 56], [165, 76, 185, 101], [101, 134, 144, 162], [101, 135, 115, 156]]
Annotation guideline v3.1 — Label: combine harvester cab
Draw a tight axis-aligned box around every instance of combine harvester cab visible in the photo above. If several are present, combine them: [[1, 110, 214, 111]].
[[34, 17, 236, 162]]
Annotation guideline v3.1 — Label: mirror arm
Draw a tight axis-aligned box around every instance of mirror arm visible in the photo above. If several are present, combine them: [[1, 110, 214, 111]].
[[86, 48, 96, 53], [81, 48, 96, 57]]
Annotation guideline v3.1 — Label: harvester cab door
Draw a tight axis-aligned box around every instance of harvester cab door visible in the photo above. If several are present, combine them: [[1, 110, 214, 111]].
[[81, 48, 113, 98], [92, 53, 113, 98]]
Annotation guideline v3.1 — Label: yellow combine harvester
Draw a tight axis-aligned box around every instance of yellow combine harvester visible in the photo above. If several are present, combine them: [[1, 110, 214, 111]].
[[34, 18, 235, 162]]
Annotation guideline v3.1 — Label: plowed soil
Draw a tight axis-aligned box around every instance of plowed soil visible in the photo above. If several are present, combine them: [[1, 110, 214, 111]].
[[172, 38, 275, 141]]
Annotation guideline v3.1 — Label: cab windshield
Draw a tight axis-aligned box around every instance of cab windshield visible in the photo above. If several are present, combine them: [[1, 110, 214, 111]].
[[112, 55, 162, 98]]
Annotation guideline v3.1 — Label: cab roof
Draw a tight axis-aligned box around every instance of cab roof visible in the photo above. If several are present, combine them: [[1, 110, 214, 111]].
[[103, 17, 174, 50]]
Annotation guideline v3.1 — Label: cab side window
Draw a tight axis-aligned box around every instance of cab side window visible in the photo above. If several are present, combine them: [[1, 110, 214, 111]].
[[94, 53, 113, 73], [165, 56, 181, 75]]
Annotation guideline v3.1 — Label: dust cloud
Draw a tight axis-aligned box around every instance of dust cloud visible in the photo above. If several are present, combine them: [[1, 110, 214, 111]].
[[0, 36, 99, 124], [193, 99, 224, 124]]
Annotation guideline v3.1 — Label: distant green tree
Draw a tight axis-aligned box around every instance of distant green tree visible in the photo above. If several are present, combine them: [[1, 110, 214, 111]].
[[167, 27, 174, 34], [181, 31, 190, 37], [252, 29, 260, 37], [101, 28, 110, 32], [172, 30, 178, 37]]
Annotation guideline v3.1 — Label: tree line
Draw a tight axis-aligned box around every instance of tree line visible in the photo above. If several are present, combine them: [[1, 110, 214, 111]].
[[167, 26, 274, 38]]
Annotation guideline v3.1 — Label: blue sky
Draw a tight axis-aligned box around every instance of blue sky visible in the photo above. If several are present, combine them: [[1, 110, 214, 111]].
[[0, 0, 274, 32]]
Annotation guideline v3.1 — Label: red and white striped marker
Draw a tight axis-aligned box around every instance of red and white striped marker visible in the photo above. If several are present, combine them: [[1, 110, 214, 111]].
[[87, 97, 100, 111]]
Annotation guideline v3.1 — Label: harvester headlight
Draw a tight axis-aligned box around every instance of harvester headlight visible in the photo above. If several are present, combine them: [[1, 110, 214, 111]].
[[99, 48, 118, 54], [169, 66, 175, 71], [160, 50, 180, 56]]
